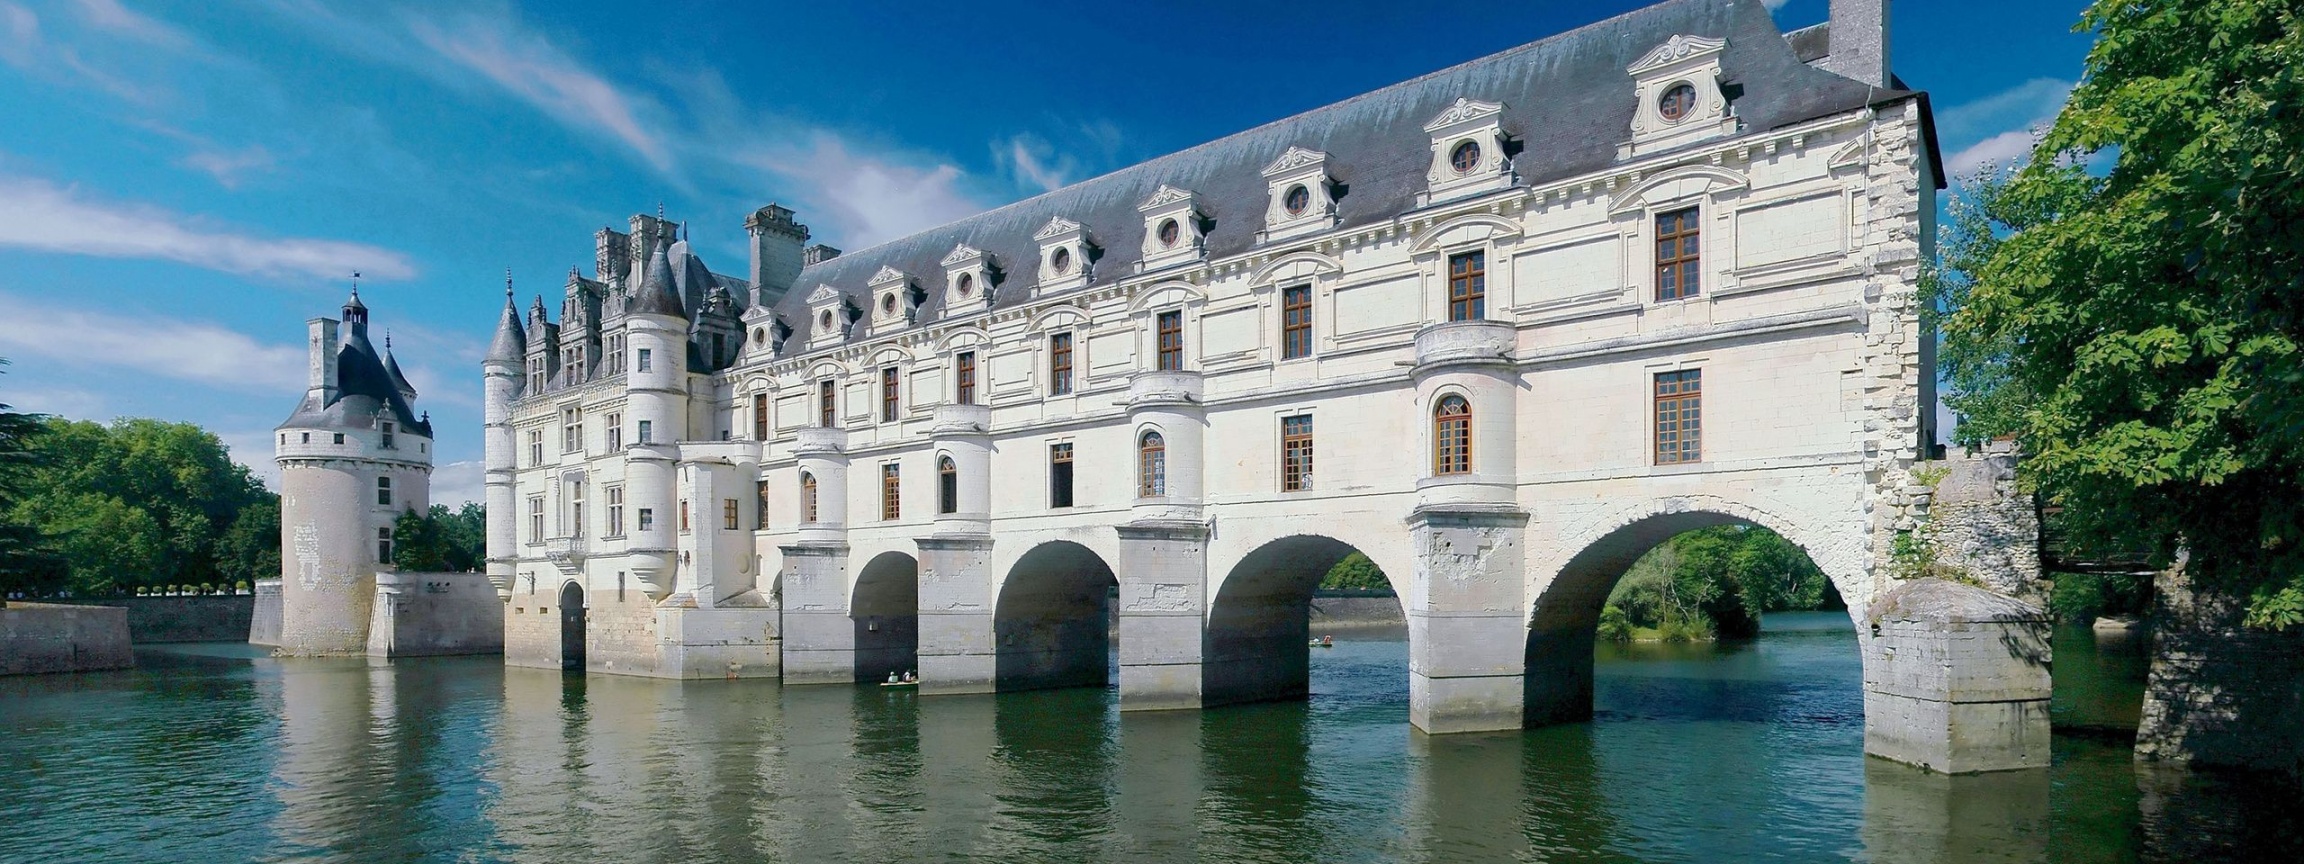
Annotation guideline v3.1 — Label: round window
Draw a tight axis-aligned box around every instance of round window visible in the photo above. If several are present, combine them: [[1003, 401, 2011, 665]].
[[1283, 185, 1310, 216], [819, 310, 833, 329], [1659, 83, 1699, 123], [1051, 247, 1072, 274], [1449, 140, 1481, 175], [753, 328, 765, 345], [1158, 218, 1180, 248], [881, 293, 897, 313], [957, 272, 974, 297]]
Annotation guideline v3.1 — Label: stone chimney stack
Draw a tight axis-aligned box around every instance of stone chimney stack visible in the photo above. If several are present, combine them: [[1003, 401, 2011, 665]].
[[803, 243, 842, 267], [746, 203, 809, 308], [306, 318, 338, 407], [1825, 0, 1890, 88]]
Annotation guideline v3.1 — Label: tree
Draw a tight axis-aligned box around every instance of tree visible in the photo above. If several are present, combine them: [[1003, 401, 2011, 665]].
[[8, 417, 275, 594], [1318, 551, 1391, 592], [1933, 0, 2304, 629], [0, 359, 66, 595], [1601, 526, 1834, 641], [391, 503, 487, 573]]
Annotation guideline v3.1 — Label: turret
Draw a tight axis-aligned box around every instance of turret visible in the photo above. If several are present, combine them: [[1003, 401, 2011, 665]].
[[482, 281, 525, 600], [621, 240, 688, 599], [383, 335, 417, 402]]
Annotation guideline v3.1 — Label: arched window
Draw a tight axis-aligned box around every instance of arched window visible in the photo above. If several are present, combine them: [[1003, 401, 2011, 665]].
[[937, 455, 958, 515], [1433, 395, 1471, 476], [800, 472, 819, 523], [1138, 431, 1167, 498]]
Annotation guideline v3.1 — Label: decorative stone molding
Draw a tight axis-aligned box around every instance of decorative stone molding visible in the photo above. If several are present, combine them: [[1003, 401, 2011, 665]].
[[1126, 369, 1204, 409], [1260, 146, 1340, 245], [867, 266, 914, 336], [1412, 320, 1515, 370], [1033, 217, 1096, 296], [1137, 185, 1207, 274], [1422, 98, 1515, 206], [1622, 35, 1736, 159], [940, 244, 996, 314], [792, 426, 847, 456], [928, 403, 991, 436]]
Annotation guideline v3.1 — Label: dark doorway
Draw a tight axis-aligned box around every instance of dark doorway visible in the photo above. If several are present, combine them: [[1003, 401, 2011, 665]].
[[559, 581, 586, 672]]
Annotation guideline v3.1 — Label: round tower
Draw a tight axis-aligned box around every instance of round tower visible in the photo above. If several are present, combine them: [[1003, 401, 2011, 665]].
[[275, 289, 435, 656], [482, 281, 525, 600], [622, 241, 690, 597]]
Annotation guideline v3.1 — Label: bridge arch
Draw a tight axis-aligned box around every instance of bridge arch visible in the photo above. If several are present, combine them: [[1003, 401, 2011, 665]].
[[852, 550, 919, 684], [995, 540, 1118, 692], [1204, 533, 1404, 708], [1524, 494, 1861, 725]]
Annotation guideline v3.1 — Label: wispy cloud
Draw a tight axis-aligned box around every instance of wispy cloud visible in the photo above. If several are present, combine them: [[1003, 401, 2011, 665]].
[[407, 15, 672, 172], [1001, 133, 1076, 194], [0, 383, 107, 421], [0, 289, 309, 394], [1941, 78, 2074, 178], [67, 0, 192, 49], [731, 133, 986, 249], [430, 459, 483, 507], [0, 172, 417, 280], [180, 143, 277, 188], [0, 0, 147, 101]]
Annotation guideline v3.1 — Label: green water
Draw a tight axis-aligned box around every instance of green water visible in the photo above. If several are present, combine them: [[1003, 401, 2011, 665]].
[[1, 614, 2295, 862]]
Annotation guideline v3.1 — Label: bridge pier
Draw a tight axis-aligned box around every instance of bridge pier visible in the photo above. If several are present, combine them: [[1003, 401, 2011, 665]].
[[777, 542, 856, 684], [1408, 506, 1530, 734], [1115, 520, 1209, 711], [915, 534, 997, 694], [1862, 579, 2052, 773]]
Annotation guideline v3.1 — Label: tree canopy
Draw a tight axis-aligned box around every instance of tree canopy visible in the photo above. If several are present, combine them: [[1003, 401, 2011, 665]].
[[5, 416, 276, 595], [0, 359, 67, 595], [1933, 0, 2304, 628], [1601, 525, 1835, 642], [392, 503, 487, 573]]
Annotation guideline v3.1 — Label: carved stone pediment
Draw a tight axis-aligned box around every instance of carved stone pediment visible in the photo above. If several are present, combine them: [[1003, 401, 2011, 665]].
[[1139, 185, 1194, 210], [804, 284, 841, 304], [1628, 35, 1727, 74], [1033, 217, 1083, 241], [868, 265, 908, 286], [1424, 97, 1504, 132], [1262, 145, 1328, 176], [940, 243, 981, 266]]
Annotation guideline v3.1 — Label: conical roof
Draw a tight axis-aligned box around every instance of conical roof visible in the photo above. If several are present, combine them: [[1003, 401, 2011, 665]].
[[485, 287, 527, 364], [630, 240, 687, 319], [383, 335, 417, 399]]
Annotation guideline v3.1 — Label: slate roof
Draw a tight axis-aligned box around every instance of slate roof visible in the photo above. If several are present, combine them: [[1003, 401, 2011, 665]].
[[279, 318, 433, 438], [768, 0, 1916, 351]]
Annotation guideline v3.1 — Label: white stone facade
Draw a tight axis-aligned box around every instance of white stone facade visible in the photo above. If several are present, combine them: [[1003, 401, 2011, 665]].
[[490, 0, 2046, 770]]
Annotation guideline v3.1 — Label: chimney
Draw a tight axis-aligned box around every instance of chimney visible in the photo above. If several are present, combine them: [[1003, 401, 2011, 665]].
[[803, 243, 842, 267], [307, 318, 339, 407], [746, 204, 809, 307], [1825, 0, 1891, 88]]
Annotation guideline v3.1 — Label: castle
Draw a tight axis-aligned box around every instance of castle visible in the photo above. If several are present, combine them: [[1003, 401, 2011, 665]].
[[487, 0, 2053, 772]]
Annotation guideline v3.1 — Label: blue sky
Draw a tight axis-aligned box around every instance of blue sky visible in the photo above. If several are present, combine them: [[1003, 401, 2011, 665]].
[[0, 0, 2095, 505]]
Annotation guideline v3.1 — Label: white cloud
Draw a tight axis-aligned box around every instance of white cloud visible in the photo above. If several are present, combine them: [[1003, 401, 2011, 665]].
[[429, 459, 483, 508], [1937, 78, 2074, 179], [407, 15, 672, 172], [180, 144, 276, 188], [0, 290, 309, 393], [67, 0, 191, 49], [0, 383, 106, 420], [0, 173, 417, 280], [1002, 133, 1075, 194], [735, 133, 988, 249]]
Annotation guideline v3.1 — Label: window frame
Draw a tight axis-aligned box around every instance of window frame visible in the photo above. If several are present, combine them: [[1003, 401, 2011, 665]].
[[1137, 431, 1167, 498], [1433, 394, 1472, 476], [527, 495, 545, 543], [376, 475, 393, 507], [1281, 414, 1314, 492], [955, 351, 976, 405], [800, 472, 819, 523], [636, 347, 652, 373], [1281, 284, 1313, 360], [377, 527, 393, 564], [752, 394, 770, 440], [937, 455, 958, 515], [723, 498, 740, 531], [605, 484, 625, 537], [1156, 310, 1183, 371], [818, 379, 837, 427], [1049, 332, 1074, 396], [880, 462, 901, 521], [1655, 206, 1702, 302], [606, 413, 623, 450], [880, 367, 900, 422], [1447, 251, 1486, 322], [1049, 442, 1075, 508], [1654, 369, 1703, 465]]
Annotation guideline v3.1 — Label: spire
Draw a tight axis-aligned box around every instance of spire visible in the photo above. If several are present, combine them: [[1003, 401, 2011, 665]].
[[629, 238, 687, 319], [383, 332, 418, 400], [342, 272, 369, 327], [486, 274, 528, 366]]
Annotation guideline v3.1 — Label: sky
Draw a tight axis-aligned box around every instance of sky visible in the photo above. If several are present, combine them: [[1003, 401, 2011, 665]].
[[0, 0, 2097, 506]]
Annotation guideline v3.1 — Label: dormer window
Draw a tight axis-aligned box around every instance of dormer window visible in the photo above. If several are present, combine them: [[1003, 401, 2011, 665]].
[[805, 283, 847, 349], [1421, 97, 1512, 205], [880, 294, 896, 313], [819, 310, 832, 328], [941, 243, 996, 312], [1659, 83, 1698, 122], [1622, 36, 1733, 158], [1136, 185, 1207, 273], [1260, 147, 1339, 245], [1032, 217, 1094, 295], [957, 273, 974, 297]]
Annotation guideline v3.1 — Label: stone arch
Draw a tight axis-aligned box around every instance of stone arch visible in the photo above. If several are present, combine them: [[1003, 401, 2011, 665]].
[[995, 540, 1118, 692], [851, 550, 919, 684], [1523, 493, 1862, 725], [1204, 533, 1402, 708], [557, 580, 586, 672]]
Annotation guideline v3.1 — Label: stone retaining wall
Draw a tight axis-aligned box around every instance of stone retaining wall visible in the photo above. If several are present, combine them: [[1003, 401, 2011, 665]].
[[78, 595, 255, 644], [0, 603, 133, 675]]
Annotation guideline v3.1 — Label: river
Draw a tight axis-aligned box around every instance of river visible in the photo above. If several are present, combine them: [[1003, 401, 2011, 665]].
[[1, 612, 2296, 863]]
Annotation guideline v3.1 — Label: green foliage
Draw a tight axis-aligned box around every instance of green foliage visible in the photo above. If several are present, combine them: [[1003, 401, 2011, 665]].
[[392, 503, 486, 573], [2050, 570, 2156, 622], [1602, 526, 1835, 640], [1318, 551, 1391, 592], [1932, 0, 2304, 628], [5, 416, 275, 596], [0, 359, 68, 595]]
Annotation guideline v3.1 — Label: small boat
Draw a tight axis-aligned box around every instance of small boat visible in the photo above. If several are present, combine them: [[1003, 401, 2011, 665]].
[[1309, 638, 1335, 648], [880, 679, 918, 688]]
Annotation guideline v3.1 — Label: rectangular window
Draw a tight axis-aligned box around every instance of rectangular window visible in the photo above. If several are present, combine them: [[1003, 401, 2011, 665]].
[[755, 480, 770, 530], [637, 507, 654, 532], [333, 433, 344, 445], [636, 347, 652, 373], [752, 394, 770, 440], [568, 481, 584, 538], [1049, 443, 1074, 508], [605, 335, 623, 376], [527, 496, 544, 542], [1156, 310, 1183, 371], [636, 419, 652, 444], [377, 527, 393, 564], [1656, 207, 1702, 301], [955, 351, 976, 405], [1655, 369, 1703, 464], [881, 367, 900, 422], [723, 498, 739, 531], [1448, 251, 1485, 321], [563, 409, 582, 454], [881, 463, 901, 521], [1281, 285, 1313, 359], [377, 476, 393, 507], [938, 458, 958, 515], [1281, 414, 1314, 492], [819, 379, 837, 427], [528, 430, 543, 466], [380, 422, 396, 450], [679, 499, 690, 533], [529, 358, 544, 393], [1049, 333, 1074, 396], [606, 485, 625, 536], [606, 413, 622, 449]]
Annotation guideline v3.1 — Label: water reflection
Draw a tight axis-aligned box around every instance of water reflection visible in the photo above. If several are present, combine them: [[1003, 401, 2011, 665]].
[[6, 616, 2303, 863]]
